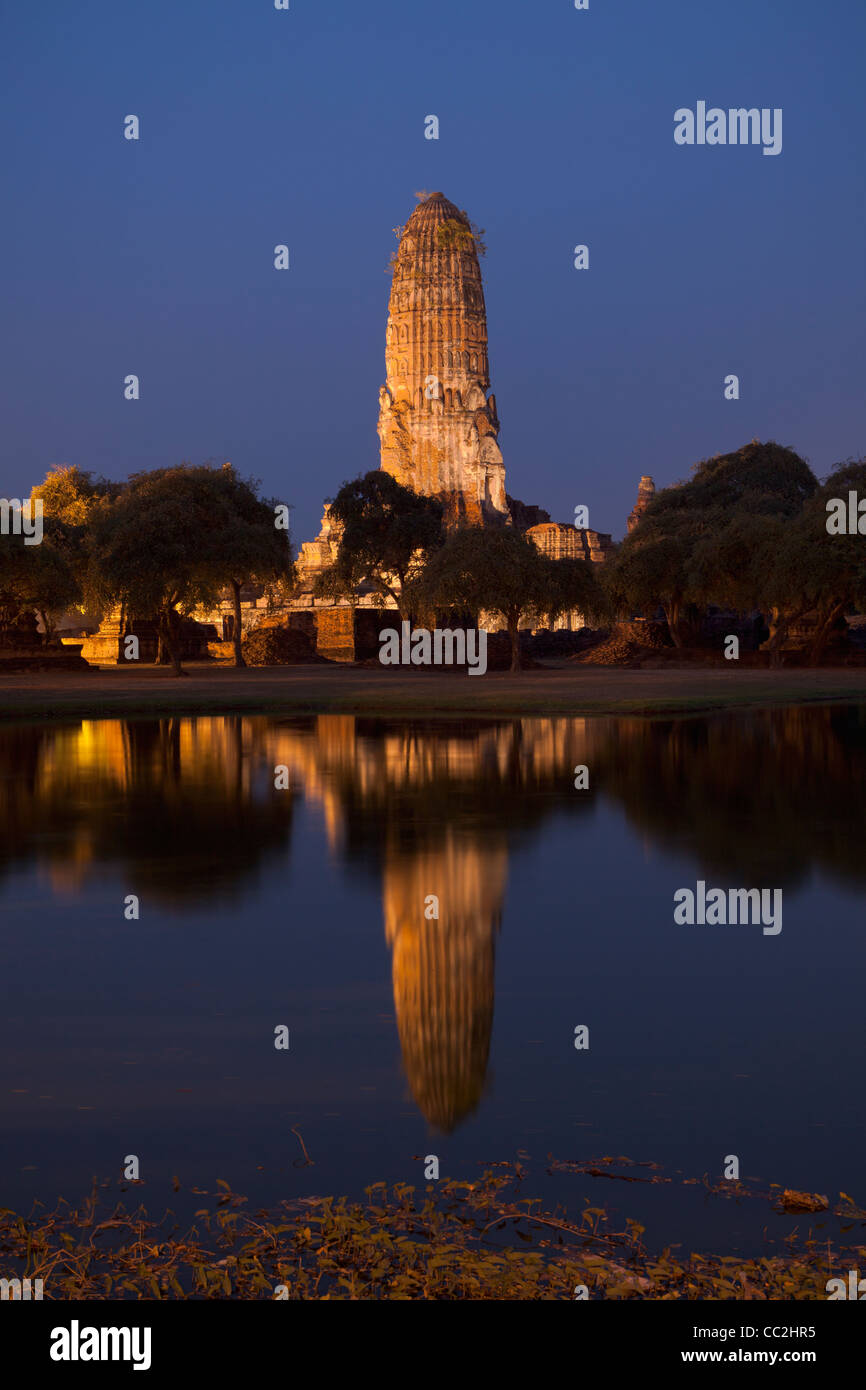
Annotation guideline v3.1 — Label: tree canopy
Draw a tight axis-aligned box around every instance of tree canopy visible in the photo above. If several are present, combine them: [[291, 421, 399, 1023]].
[[86, 463, 291, 674], [202, 464, 293, 666], [0, 528, 79, 640], [761, 458, 866, 661], [31, 464, 121, 527], [405, 524, 606, 671], [605, 440, 818, 646], [313, 470, 444, 613]]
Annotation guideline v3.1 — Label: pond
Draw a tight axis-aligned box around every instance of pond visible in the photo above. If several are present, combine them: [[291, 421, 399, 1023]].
[[1, 707, 864, 1257]]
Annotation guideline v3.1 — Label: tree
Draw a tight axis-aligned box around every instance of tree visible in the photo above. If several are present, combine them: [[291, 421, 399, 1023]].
[[762, 458, 866, 663], [206, 464, 293, 667], [603, 519, 695, 647], [405, 525, 605, 672], [86, 464, 293, 673], [541, 555, 609, 631], [86, 467, 224, 675], [0, 526, 79, 641], [607, 440, 817, 645], [31, 464, 121, 527], [313, 470, 444, 614], [30, 465, 123, 633]]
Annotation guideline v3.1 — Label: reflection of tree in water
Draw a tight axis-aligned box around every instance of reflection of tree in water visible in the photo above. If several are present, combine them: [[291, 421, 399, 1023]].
[[292, 716, 596, 873], [0, 718, 294, 905], [596, 706, 866, 888]]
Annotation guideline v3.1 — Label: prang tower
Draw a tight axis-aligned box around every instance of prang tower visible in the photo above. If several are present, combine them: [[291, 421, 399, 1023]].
[[378, 192, 508, 525]]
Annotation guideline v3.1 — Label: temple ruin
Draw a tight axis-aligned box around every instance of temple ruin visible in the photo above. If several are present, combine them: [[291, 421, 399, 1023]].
[[288, 192, 626, 649]]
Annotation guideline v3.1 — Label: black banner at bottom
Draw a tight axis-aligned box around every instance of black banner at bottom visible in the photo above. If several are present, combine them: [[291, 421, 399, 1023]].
[[0, 1297, 859, 1375]]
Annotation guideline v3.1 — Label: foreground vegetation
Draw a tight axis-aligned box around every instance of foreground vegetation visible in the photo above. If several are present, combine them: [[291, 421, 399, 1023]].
[[2, 1161, 863, 1300]]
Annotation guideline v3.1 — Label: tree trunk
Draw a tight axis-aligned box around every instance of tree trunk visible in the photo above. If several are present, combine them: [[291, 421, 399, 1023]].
[[681, 604, 702, 647], [808, 603, 845, 667], [508, 613, 521, 673], [387, 583, 404, 622], [231, 580, 246, 668], [663, 602, 683, 648], [159, 606, 186, 677], [765, 607, 790, 668]]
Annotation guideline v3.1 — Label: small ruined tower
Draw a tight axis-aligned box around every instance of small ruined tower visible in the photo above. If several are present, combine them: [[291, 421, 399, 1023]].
[[627, 475, 656, 532], [378, 192, 508, 525]]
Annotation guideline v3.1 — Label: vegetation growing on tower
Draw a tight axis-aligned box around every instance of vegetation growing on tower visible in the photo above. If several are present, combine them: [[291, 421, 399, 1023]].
[[436, 217, 487, 257]]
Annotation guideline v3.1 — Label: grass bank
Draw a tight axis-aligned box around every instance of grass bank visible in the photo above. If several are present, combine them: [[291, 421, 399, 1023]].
[[0, 663, 864, 724]]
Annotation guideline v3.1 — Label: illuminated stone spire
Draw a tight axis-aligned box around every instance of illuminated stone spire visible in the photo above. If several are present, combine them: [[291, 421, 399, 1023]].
[[627, 475, 656, 533], [378, 193, 509, 526]]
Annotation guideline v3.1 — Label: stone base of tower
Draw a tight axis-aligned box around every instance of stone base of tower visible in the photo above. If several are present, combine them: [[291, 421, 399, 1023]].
[[77, 614, 215, 665], [377, 385, 509, 529]]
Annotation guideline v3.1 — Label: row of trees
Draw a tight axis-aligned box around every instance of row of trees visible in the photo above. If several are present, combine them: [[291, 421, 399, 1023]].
[[0, 464, 292, 673], [606, 442, 866, 662], [3, 439, 862, 675], [313, 470, 606, 671], [314, 442, 866, 669], [5, 460, 601, 678]]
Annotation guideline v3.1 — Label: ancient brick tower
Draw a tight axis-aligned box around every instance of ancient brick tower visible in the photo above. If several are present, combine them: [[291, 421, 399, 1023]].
[[627, 475, 656, 532], [378, 192, 509, 525]]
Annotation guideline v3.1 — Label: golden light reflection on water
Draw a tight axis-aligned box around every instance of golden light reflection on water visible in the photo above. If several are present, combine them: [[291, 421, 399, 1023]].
[[1, 707, 864, 1129]]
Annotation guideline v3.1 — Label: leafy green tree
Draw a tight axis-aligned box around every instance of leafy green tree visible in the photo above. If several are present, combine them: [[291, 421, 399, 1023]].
[[31, 464, 121, 527], [23, 526, 82, 639], [603, 518, 695, 646], [0, 531, 35, 633], [207, 464, 293, 667], [313, 470, 444, 614], [405, 525, 605, 672], [607, 440, 817, 645], [86, 467, 224, 675], [0, 526, 80, 641], [87, 464, 293, 673], [540, 554, 609, 631], [30, 467, 120, 631], [762, 458, 866, 663]]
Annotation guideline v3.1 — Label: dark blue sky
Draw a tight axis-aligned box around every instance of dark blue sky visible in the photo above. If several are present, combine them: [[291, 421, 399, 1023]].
[[1, 0, 863, 545]]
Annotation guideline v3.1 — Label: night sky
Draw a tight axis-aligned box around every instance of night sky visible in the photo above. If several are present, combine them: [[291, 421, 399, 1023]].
[[1, 0, 863, 546]]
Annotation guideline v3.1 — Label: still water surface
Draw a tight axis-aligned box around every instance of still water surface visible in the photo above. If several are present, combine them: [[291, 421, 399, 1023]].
[[1, 708, 864, 1254]]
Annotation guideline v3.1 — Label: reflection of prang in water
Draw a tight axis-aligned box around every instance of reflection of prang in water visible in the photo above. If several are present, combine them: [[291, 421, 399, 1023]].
[[267, 714, 595, 1132], [383, 829, 506, 1132]]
